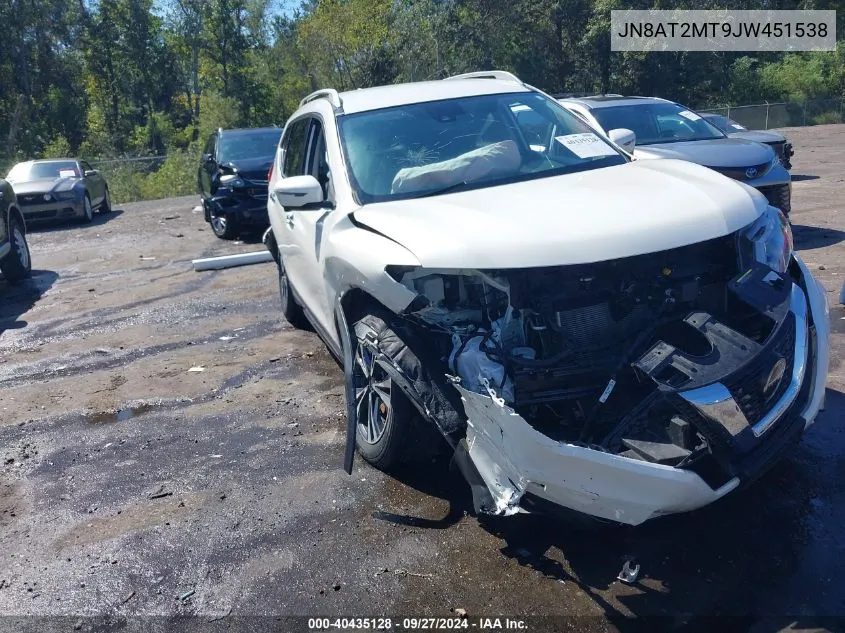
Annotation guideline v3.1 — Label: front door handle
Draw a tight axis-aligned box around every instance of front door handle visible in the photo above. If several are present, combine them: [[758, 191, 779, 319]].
[[284, 212, 294, 228]]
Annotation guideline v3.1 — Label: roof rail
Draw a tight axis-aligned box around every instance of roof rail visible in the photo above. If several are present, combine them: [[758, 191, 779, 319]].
[[299, 88, 342, 110], [445, 70, 522, 83]]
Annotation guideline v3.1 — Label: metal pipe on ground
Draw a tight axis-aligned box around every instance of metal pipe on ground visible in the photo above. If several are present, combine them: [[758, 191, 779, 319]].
[[192, 251, 274, 271]]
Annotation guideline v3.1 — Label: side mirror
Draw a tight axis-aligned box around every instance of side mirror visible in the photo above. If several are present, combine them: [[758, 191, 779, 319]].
[[608, 128, 636, 153], [202, 153, 215, 166], [273, 175, 324, 208]]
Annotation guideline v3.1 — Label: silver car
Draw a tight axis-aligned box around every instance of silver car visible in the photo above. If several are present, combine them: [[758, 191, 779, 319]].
[[559, 96, 793, 215], [700, 113, 794, 170]]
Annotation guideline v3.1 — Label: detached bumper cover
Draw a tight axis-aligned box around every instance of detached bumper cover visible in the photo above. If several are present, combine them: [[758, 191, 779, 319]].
[[456, 256, 829, 525]]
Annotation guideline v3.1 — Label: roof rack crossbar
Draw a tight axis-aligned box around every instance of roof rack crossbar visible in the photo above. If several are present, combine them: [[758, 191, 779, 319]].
[[299, 88, 342, 110], [444, 70, 522, 83]]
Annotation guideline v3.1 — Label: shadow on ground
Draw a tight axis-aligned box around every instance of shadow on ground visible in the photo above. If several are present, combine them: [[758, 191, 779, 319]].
[[27, 209, 124, 233], [791, 174, 820, 182], [0, 269, 58, 336], [374, 388, 845, 628], [792, 224, 845, 250]]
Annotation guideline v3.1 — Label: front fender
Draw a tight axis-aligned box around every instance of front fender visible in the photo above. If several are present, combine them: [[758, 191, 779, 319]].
[[323, 214, 420, 315]]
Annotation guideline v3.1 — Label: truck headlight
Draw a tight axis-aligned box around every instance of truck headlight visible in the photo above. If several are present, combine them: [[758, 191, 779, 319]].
[[740, 206, 793, 273]]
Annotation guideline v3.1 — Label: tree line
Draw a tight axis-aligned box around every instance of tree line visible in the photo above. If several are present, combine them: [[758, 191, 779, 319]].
[[1, 0, 843, 167]]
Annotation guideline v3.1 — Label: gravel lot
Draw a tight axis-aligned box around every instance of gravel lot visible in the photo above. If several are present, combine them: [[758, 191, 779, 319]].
[[1, 125, 844, 633]]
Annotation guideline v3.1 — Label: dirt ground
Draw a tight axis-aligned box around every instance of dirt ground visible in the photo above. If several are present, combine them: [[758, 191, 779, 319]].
[[1, 125, 844, 633]]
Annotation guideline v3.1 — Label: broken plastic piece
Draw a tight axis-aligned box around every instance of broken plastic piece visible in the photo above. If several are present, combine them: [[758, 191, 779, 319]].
[[617, 560, 640, 584]]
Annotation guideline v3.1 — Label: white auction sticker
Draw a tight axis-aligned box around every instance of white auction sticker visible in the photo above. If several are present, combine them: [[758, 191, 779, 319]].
[[59, 169, 77, 178], [731, 123, 746, 130], [678, 110, 702, 121], [555, 133, 617, 158]]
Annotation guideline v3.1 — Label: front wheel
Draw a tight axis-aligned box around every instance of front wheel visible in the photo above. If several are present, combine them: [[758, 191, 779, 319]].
[[210, 213, 237, 239], [1, 215, 32, 284], [80, 194, 93, 224], [349, 312, 421, 470]]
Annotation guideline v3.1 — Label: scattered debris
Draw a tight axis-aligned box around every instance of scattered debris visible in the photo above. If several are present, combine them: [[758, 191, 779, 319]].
[[119, 590, 135, 605], [839, 280, 845, 304], [178, 589, 196, 603], [374, 568, 434, 579], [454, 608, 467, 618], [163, 215, 180, 221], [617, 559, 640, 584], [188, 366, 205, 373], [333, 583, 341, 591], [219, 336, 234, 341], [148, 486, 173, 500], [192, 250, 274, 271], [139, 256, 156, 261]]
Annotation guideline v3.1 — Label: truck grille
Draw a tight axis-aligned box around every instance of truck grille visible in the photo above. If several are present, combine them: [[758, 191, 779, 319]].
[[709, 161, 772, 181]]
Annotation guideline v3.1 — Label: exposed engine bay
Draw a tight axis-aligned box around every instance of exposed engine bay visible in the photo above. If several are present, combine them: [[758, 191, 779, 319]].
[[394, 233, 804, 492]]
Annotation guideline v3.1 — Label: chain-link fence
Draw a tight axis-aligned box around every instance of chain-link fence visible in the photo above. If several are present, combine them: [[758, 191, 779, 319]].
[[88, 152, 196, 204], [699, 99, 845, 130]]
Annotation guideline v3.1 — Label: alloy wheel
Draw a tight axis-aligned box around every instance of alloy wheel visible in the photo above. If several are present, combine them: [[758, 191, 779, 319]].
[[12, 226, 30, 270], [353, 342, 392, 445]]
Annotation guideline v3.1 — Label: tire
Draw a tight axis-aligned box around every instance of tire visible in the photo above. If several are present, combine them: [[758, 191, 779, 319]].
[[277, 260, 310, 329], [210, 212, 236, 239], [1, 214, 32, 284], [202, 199, 211, 223], [349, 311, 423, 470], [80, 194, 93, 224], [99, 188, 112, 213]]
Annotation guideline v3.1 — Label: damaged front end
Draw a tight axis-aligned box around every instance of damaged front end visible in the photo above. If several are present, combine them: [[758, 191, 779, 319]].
[[388, 208, 828, 525]]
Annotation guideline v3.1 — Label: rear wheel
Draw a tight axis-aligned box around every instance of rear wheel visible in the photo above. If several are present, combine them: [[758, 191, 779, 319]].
[[1, 214, 32, 284], [99, 188, 112, 213], [277, 260, 310, 329]]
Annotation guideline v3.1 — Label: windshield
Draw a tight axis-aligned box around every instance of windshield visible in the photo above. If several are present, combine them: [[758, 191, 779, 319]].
[[703, 114, 747, 133], [7, 160, 80, 182], [218, 130, 282, 163], [338, 92, 626, 204], [592, 102, 726, 146]]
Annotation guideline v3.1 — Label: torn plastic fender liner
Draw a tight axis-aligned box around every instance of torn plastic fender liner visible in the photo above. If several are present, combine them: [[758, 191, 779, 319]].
[[453, 383, 741, 526]]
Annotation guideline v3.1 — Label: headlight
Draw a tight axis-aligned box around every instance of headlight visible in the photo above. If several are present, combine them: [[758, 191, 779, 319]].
[[739, 206, 793, 273], [219, 174, 245, 188], [43, 193, 52, 201]]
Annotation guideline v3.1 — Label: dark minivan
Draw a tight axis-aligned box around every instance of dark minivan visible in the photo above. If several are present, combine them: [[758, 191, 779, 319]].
[[198, 127, 283, 239]]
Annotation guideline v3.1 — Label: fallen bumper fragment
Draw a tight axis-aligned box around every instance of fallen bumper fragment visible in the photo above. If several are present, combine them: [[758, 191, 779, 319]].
[[192, 250, 274, 271]]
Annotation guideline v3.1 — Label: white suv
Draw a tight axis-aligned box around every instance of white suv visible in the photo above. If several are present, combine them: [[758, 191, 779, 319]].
[[265, 71, 829, 526]]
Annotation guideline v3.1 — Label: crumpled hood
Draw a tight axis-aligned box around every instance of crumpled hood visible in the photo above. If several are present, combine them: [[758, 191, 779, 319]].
[[352, 159, 766, 269], [635, 137, 775, 168], [222, 156, 273, 182], [11, 178, 78, 195]]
